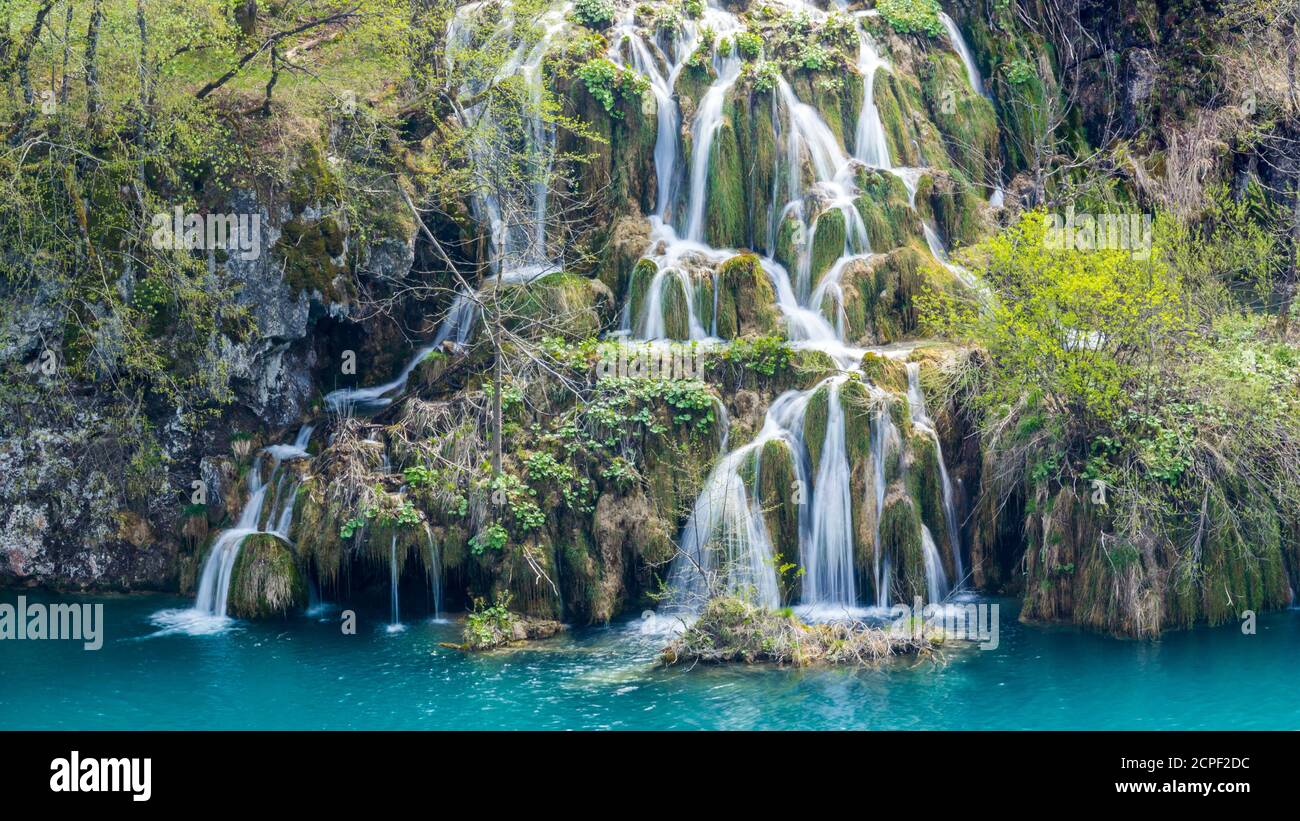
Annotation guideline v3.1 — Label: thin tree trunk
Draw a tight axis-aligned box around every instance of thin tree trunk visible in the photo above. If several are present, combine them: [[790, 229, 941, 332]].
[[85, 0, 103, 126], [59, 2, 72, 105], [16, 1, 57, 108], [492, 324, 503, 476]]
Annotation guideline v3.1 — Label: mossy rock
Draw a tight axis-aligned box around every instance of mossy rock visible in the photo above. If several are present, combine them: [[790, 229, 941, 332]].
[[277, 217, 345, 298], [228, 534, 307, 619], [791, 71, 864, 154], [496, 271, 613, 339], [757, 437, 800, 603], [838, 246, 950, 344], [854, 167, 922, 252], [879, 485, 926, 604], [915, 169, 986, 250], [627, 257, 659, 330], [905, 430, 956, 580], [291, 482, 343, 591], [732, 87, 778, 251], [659, 271, 692, 339], [809, 207, 847, 288], [705, 101, 748, 248], [873, 69, 951, 171], [788, 348, 839, 389], [803, 382, 831, 473], [860, 351, 909, 392], [774, 212, 803, 275], [713, 253, 779, 338], [918, 50, 999, 185]]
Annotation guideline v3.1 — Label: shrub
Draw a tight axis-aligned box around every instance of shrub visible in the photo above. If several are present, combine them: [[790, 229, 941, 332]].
[[876, 0, 944, 38], [572, 0, 614, 28], [735, 30, 763, 60]]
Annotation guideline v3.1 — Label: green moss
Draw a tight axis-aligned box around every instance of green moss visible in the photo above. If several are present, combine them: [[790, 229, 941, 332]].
[[919, 50, 999, 184], [839, 378, 874, 467], [803, 383, 830, 472], [775, 213, 802, 274], [706, 106, 748, 248], [919, 170, 986, 250], [860, 351, 909, 392], [277, 218, 344, 297], [733, 88, 777, 248], [854, 167, 922, 252], [497, 271, 610, 338], [627, 257, 658, 328], [713, 253, 779, 338], [660, 272, 691, 340], [291, 483, 342, 591], [288, 142, 342, 215], [873, 69, 951, 171], [809, 207, 846, 288], [789, 348, 838, 389], [906, 431, 954, 577], [838, 246, 949, 343], [757, 438, 800, 604], [880, 488, 925, 603], [228, 534, 307, 619]]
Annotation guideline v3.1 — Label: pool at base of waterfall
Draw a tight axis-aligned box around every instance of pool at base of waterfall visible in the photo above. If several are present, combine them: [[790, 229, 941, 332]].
[[1, 591, 1297, 729]]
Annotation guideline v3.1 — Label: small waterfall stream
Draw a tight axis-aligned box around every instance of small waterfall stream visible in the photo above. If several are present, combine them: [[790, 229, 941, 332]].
[[906, 363, 964, 583], [938, 11, 986, 97], [153, 425, 314, 634]]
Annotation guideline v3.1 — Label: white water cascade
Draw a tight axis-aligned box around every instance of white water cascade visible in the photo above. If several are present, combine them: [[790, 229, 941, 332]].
[[938, 11, 986, 97], [152, 426, 314, 634], [604, 1, 975, 617], [906, 363, 964, 584]]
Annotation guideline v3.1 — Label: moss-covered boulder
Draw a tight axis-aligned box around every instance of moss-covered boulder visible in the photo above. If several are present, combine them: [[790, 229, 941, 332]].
[[879, 484, 926, 604], [228, 534, 307, 619], [496, 271, 614, 338], [713, 253, 779, 338], [837, 246, 952, 343], [915, 169, 987, 250], [810, 207, 847, 287], [854, 167, 923, 252], [860, 351, 910, 392], [756, 437, 801, 603], [705, 100, 748, 248]]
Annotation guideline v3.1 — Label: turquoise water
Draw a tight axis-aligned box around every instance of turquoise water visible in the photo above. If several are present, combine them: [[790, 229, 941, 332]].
[[1, 591, 1297, 729]]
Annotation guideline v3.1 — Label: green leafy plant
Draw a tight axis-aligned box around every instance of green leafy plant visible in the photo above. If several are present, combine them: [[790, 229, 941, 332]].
[[876, 0, 944, 38], [572, 0, 615, 28]]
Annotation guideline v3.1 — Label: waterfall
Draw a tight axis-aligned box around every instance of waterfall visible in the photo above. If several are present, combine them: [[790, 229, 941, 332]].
[[152, 426, 314, 633], [906, 363, 963, 583], [938, 12, 985, 97], [427, 529, 444, 620], [592, 1, 980, 617], [450, 2, 570, 278], [920, 525, 950, 603], [664, 388, 815, 613], [683, 56, 743, 242], [852, 31, 892, 168], [387, 532, 405, 632], [800, 378, 857, 615]]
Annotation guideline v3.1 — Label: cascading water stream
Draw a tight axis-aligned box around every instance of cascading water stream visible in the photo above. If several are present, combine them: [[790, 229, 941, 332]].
[[938, 11, 986, 98], [800, 377, 858, 617], [906, 363, 964, 584], [606, 1, 976, 618], [153, 425, 314, 634]]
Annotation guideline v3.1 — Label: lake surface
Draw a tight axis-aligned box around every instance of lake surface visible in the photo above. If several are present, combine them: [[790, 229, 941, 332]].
[[1, 591, 1296, 729]]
